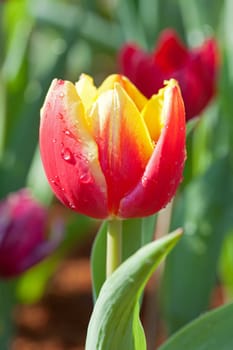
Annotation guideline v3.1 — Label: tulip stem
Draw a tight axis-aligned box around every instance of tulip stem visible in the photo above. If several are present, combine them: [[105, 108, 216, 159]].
[[106, 218, 122, 278]]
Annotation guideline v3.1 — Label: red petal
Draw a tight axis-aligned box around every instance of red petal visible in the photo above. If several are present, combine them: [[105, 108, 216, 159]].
[[174, 38, 219, 119], [119, 30, 219, 120], [153, 29, 189, 73], [119, 83, 186, 218], [89, 83, 153, 215], [119, 43, 164, 99], [40, 79, 108, 219]]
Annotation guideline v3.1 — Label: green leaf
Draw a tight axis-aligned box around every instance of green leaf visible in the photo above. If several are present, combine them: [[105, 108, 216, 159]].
[[161, 156, 233, 333], [29, 1, 123, 52], [91, 221, 107, 301], [218, 231, 233, 298], [91, 217, 156, 301], [159, 302, 233, 350], [86, 229, 182, 350], [0, 279, 17, 349], [26, 146, 53, 205]]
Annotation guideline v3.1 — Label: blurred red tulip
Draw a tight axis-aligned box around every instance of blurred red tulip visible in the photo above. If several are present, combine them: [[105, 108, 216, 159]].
[[40, 74, 186, 219], [119, 29, 219, 120], [0, 189, 62, 278]]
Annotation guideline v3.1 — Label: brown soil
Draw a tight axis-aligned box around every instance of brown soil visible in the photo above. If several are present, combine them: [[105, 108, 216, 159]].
[[13, 236, 94, 350]]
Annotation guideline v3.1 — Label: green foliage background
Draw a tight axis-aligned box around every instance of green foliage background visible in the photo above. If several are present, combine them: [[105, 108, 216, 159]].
[[1, 0, 233, 348]]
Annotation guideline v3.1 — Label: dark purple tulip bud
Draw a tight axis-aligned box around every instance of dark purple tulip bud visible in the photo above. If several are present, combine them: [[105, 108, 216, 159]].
[[0, 189, 63, 278]]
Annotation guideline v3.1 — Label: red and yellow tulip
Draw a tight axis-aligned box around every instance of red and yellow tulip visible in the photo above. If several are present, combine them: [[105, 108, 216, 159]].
[[40, 74, 186, 219]]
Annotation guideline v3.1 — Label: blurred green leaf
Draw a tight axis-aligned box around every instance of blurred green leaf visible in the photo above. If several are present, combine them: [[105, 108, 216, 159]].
[[116, 0, 147, 46], [0, 22, 78, 197], [26, 146, 53, 205], [0, 74, 6, 158], [0, 279, 17, 349], [161, 155, 233, 333], [29, 0, 123, 52], [86, 230, 182, 350], [159, 302, 233, 350], [141, 215, 157, 245], [218, 231, 233, 298], [91, 221, 106, 301]]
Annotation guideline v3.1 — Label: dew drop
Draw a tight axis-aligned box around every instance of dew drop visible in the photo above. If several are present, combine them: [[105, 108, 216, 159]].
[[52, 138, 57, 143], [63, 150, 71, 161], [63, 129, 76, 140], [76, 153, 89, 164], [69, 202, 76, 209], [59, 92, 64, 98], [50, 178, 59, 187], [64, 129, 71, 136], [79, 172, 91, 184], [57, 113, 64, 120], [61, 147, 75, 164], [142, 175, 148, 186], [87, 152, 95, 161]]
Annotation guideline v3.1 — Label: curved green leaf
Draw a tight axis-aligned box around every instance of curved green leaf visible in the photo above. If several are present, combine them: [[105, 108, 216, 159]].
[[159, 302, 233, 350], [86, 229, 182, 350]]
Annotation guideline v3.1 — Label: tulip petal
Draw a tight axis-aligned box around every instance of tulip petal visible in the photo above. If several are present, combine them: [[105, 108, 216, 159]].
[[153, 29, 188, 72], [119, 44, 165, 100], [75, 73, 97, 112], [40, 79, 108, 219], [119, 82, 186, 218], [178, 38, 219, 119], [98, 74, 147, 111], [141, 89, 165, 144], [88, 83, 154, 215]]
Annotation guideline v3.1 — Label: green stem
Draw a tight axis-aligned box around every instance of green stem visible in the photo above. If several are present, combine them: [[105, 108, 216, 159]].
[[106, 218, 122, 278]]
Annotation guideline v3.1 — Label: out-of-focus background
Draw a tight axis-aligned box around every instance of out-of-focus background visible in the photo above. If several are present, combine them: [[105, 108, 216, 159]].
[[1, 0, 233, 349]]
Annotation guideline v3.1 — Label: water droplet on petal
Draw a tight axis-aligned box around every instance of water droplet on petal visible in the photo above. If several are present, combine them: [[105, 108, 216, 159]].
[[87, 152, 95, 161], [79, 172, 91, 184], [61, 148, 75, 164], [59, 92, 64, 98], [64, 129, 71, 136], [50, 178, 59, 187], [52, 138, 57, 143], [57, 113, 64, 120], [142, 175, 148, 186], [69, 202, 76, 209]]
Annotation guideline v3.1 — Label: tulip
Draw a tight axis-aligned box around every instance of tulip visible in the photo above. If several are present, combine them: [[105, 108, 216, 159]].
[[0, 189, 62, 278], [40, 74, 186, 219], [119, 29, 219, 120]]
